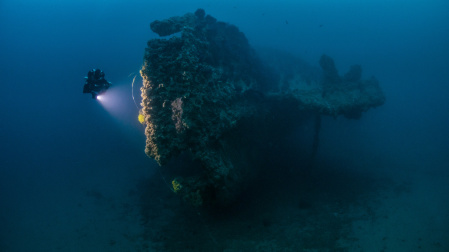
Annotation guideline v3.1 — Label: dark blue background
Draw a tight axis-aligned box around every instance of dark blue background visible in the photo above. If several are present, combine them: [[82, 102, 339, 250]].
[[1, 0, 448, 251]]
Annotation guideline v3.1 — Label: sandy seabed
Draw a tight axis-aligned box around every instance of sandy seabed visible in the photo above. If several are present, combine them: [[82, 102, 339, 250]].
[[2, 157, 448, 252]]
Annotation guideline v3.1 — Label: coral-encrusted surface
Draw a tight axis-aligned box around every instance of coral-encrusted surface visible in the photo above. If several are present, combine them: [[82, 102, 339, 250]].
[[140, 9, 385, 206]]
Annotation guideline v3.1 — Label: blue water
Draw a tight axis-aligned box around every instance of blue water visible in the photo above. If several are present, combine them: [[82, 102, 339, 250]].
[[1, 0, 448, 251]]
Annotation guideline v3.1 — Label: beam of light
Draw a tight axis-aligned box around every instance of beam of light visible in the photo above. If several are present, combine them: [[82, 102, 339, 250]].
[[96, 84, 129, 116], [96, 76, 144, 129], [93, 78, 146, 146]]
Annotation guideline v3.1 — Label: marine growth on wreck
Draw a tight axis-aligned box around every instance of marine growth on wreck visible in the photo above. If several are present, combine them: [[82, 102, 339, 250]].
[[140, 9, 385, 207]]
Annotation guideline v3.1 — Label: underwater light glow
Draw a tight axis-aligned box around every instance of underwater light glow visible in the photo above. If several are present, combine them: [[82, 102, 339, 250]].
[[96, 81, 140, 123]]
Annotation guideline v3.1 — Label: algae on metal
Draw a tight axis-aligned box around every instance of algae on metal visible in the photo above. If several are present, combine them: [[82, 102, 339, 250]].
[[140, 9, 385, 206]]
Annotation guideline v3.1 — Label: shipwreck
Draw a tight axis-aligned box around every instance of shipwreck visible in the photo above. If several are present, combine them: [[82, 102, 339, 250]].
[[139, 9, 385, 207]]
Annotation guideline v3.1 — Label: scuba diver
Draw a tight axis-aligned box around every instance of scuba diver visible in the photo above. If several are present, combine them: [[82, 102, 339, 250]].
[[83, 69, 111, 99]]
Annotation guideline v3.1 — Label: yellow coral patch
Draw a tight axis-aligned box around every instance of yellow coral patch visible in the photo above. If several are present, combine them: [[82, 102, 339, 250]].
[[138, 113, 145, 124], [172, 179, 183, 193]]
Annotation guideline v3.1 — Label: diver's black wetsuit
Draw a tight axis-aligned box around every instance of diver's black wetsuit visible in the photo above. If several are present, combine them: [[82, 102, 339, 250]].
[[83, 69, 111, 99]]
